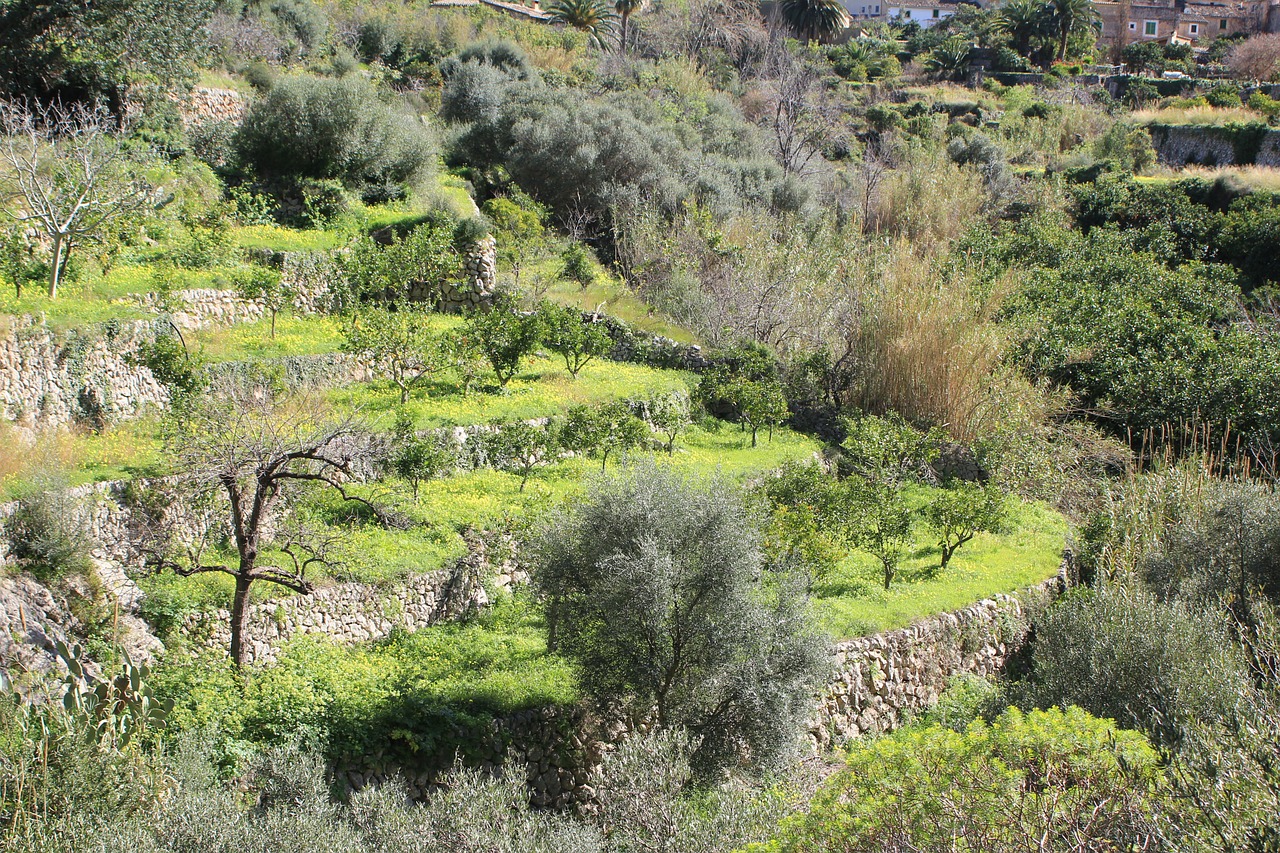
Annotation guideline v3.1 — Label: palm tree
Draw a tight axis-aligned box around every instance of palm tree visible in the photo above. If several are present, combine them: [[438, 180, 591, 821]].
[[998, 0, 1046, 60], [548, 0, 618, 48], [1044, 0, 1099, 62], [925, 36, 973, 80], [778, 0, 850, 44], [615, 0, 644, 51]]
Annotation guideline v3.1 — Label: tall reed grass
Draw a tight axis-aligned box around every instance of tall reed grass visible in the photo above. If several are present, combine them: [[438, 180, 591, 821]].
[[838, 244, 1008, 441]]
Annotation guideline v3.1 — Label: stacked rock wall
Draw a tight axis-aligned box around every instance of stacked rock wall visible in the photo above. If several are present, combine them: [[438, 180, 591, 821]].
[[0, 317, 168, 428], [179, 553, 489, 666], [1148, 123, 1280, 167], [414, 235, 499, 312], [810, 576, 1063, 748], [179, 87, 248, 128]]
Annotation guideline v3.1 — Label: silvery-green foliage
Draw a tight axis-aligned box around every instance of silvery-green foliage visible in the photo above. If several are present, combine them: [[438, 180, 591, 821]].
[[348, 766, 603, 853], [593, 728, 800, 853], [532, 463, 829, 778]]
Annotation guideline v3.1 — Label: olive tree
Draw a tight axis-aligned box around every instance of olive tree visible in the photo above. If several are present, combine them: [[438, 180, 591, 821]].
[[530, 464, 829, 776], [0, 100, 158, 298]]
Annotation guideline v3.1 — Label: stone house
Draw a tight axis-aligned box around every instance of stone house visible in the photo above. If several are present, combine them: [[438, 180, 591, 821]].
[[1095, 0, 1277, 50]]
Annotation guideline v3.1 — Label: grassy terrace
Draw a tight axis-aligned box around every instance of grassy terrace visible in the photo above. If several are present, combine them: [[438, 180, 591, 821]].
[[813, 487, 1066, 637], [139, 424, 826, 609]]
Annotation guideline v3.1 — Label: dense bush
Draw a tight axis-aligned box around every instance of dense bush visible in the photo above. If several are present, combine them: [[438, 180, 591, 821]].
[[442, 57, 796, 236], [4, 488, 92, 582], [235, 75, 435, 201], [999, 227, 1280, 446], [755, 707, 1170, 853], [1022, 586, 1250, 745], [530, 464, 828, 777]]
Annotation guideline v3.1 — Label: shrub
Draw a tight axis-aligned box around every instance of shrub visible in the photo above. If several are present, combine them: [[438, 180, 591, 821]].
[[559, 242, 596, 289], [1023, 586, 1251, 745], [1205, 83, 1243, 108], [924, 480, 1007, 572], [336, 220, 462, 315], [537, 303, 611, 378], [459, 301, 543, 387], [755, 707, 1170, 852], [5, 488, 92, 582], [530, 464, 828, 777], [235, 74, 435, 200], [560, 401, 649, 470]]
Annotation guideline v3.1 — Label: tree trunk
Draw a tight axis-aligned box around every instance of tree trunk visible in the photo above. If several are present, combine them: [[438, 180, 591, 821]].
[[620, 12, 629, 51], [751, 426, 758, 448], [546, 597, 561, 652], [1058, 27, 1069, 61], [48, 233, 65, 299], [270, 310, 277, 339], [229, 574, 253, 667]]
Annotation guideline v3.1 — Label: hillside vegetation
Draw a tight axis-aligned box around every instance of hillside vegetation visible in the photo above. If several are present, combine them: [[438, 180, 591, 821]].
[[1, 0, 1278, 850]]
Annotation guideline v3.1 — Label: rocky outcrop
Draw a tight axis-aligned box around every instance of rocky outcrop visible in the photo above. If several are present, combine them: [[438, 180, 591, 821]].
[[0, 573, 80, 680]]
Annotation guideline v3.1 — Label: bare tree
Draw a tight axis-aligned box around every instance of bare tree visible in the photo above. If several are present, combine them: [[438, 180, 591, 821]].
[[1226, 33, 1280, 82], [762, 48, 841, 177], [0, 100, 158, 298], [142, 385, 388, 667]]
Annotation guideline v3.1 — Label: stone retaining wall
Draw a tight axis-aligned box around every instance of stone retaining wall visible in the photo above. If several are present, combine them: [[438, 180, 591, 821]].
[[179, 87, 248, 128], [178, 535, 497, 666], [810, 575, 1063, 748], [421, 235, 499, 312], [0, 317, 168, 428], [1148, 123, 1280, 167]]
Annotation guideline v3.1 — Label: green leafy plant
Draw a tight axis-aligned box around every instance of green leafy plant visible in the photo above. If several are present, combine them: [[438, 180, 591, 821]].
[[538, 303, 612, 378], [925, 480, 1008, 572], [646, 394, 691, 454], [561, 401, 649, 470], [388, 411, 455, 501], [481, 419, 559, 491], [460, 301, 543, 388], [342, 306, 446, 404], [234, 265, 290, 339]]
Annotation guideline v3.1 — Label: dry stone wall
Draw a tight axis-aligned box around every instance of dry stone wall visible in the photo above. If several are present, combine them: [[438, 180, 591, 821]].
[[810, 575, 1063, 749], [179, 87, 248, 129], [411, 235, 500, 312], [1149, 123, 1280, 167], [0, 317, 169, 428], [179, 557, 490, 667]]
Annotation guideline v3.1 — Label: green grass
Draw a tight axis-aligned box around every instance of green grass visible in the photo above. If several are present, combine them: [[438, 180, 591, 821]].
[[192, 313, 348, 362], [152, 594, 579, 767], [330, 345, 695, 430], [811, 488, 1068, 639], [0, 420, 164, 500], [137, 424, 825, 607], [228, 224, 348, 253], [528, 253, 696, 344]]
